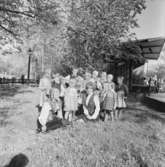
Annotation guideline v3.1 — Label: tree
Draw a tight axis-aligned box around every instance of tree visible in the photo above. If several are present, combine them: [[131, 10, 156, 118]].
[[0, 0, 71, 77], [0, 0, 60, 37], [65, 0, 146, 70]]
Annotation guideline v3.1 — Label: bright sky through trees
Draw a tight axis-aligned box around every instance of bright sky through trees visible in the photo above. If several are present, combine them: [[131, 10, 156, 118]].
[[133, 0, 165, 39]]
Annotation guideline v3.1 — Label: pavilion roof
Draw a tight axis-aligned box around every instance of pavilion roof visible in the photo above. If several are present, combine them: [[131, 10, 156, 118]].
[[135, 37, 165, 60], [104, 37, 165, 64]]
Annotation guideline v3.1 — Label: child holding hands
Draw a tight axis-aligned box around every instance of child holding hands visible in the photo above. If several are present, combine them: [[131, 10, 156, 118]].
[[64, 79, 78, 122], [102, 82, 117, 121]]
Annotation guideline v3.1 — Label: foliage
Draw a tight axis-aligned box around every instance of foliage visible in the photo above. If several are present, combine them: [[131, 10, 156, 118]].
[[0, 0, 70, 76], [119, 41, 145, 64], [65, 0, 146, 70], [0, 0, 60, 37], [0, 0, 147, 76]]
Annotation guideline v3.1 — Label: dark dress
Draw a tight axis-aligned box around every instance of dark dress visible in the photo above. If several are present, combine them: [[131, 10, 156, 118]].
[[115, 84, 128, 109]]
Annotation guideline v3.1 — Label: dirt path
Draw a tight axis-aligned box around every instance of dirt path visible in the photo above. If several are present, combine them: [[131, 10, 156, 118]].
[[0, 86, 40, 163], [0, 86, 165, 167]]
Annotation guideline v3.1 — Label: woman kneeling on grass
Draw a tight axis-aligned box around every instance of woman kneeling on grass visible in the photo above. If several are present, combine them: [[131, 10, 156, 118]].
[[83, 82, 100, 121]]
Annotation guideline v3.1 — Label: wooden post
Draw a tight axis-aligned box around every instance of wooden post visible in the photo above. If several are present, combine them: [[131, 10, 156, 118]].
[[114, 61, 117, 82], [129, 60, 133, 91], [27, 49, 32, 80]]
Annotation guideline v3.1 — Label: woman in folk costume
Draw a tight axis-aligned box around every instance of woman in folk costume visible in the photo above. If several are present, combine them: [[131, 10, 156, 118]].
[[64, 79, 78, 122], [39, 69, 51, 108], [102, 82, 117, 121], [115, 76, 128, 119], [83, 82, 100, 121]]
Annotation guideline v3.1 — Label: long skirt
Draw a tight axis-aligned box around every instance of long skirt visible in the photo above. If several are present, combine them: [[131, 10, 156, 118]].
[[39, 91, 47, 107], [38, 102, 51, 126], [116, 95, 126, 108]]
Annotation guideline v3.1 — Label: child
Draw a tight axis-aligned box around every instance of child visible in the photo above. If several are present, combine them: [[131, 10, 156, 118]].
[[101, 72, 107, 83], [64, 79, 78, 122], [39, 70, 51, 108], [50, 86, 63, 119], [75, 75, 84, 93], [99, 72, 107, 120], [100, 72, 107, 90], [83, 72, 92, 90], [91, 70, 102, 92], [60, 77, 67, 117], [107, 74, 115, 90], [115, 76, 128, 119], [71, 68, 78, 79], [37, 93, 52, 133], [51, 74, 61, 90], [102, 83, 116, 121]]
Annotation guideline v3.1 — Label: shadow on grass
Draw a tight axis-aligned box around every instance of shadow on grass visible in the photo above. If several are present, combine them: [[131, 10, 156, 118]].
[[18, 90, 33, 94], [0, 107, 11, 127], [3, 153, 29, 167], [121, 107, 165, 124], [0, 86, 21, 97], [0, 86, 33, 127]]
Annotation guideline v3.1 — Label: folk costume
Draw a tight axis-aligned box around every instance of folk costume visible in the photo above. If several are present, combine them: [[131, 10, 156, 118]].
[[101, 81, 116, 121], [83, 82, 100, 120], [50, 88, 63, 119], [64, 79, 78, 121], [83, 93, 100, 120], [116, 84, 128, 109], [64, 87, 78, 112], [102, 87, 116, 111], [37, 97, 52, 133]]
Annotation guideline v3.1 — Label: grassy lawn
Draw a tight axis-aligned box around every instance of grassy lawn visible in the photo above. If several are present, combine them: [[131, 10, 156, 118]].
[[0, 86, 165, 167]]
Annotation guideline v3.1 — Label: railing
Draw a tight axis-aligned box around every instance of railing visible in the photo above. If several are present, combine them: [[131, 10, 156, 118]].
[[0, 78, 38, 86]]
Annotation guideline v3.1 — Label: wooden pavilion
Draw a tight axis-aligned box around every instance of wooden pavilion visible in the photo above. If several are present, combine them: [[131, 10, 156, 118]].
[[105, 37, 165, 90]]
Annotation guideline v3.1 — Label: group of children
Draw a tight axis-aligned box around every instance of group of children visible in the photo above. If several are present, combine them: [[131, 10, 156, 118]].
[[36, 68, 128, 133]]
